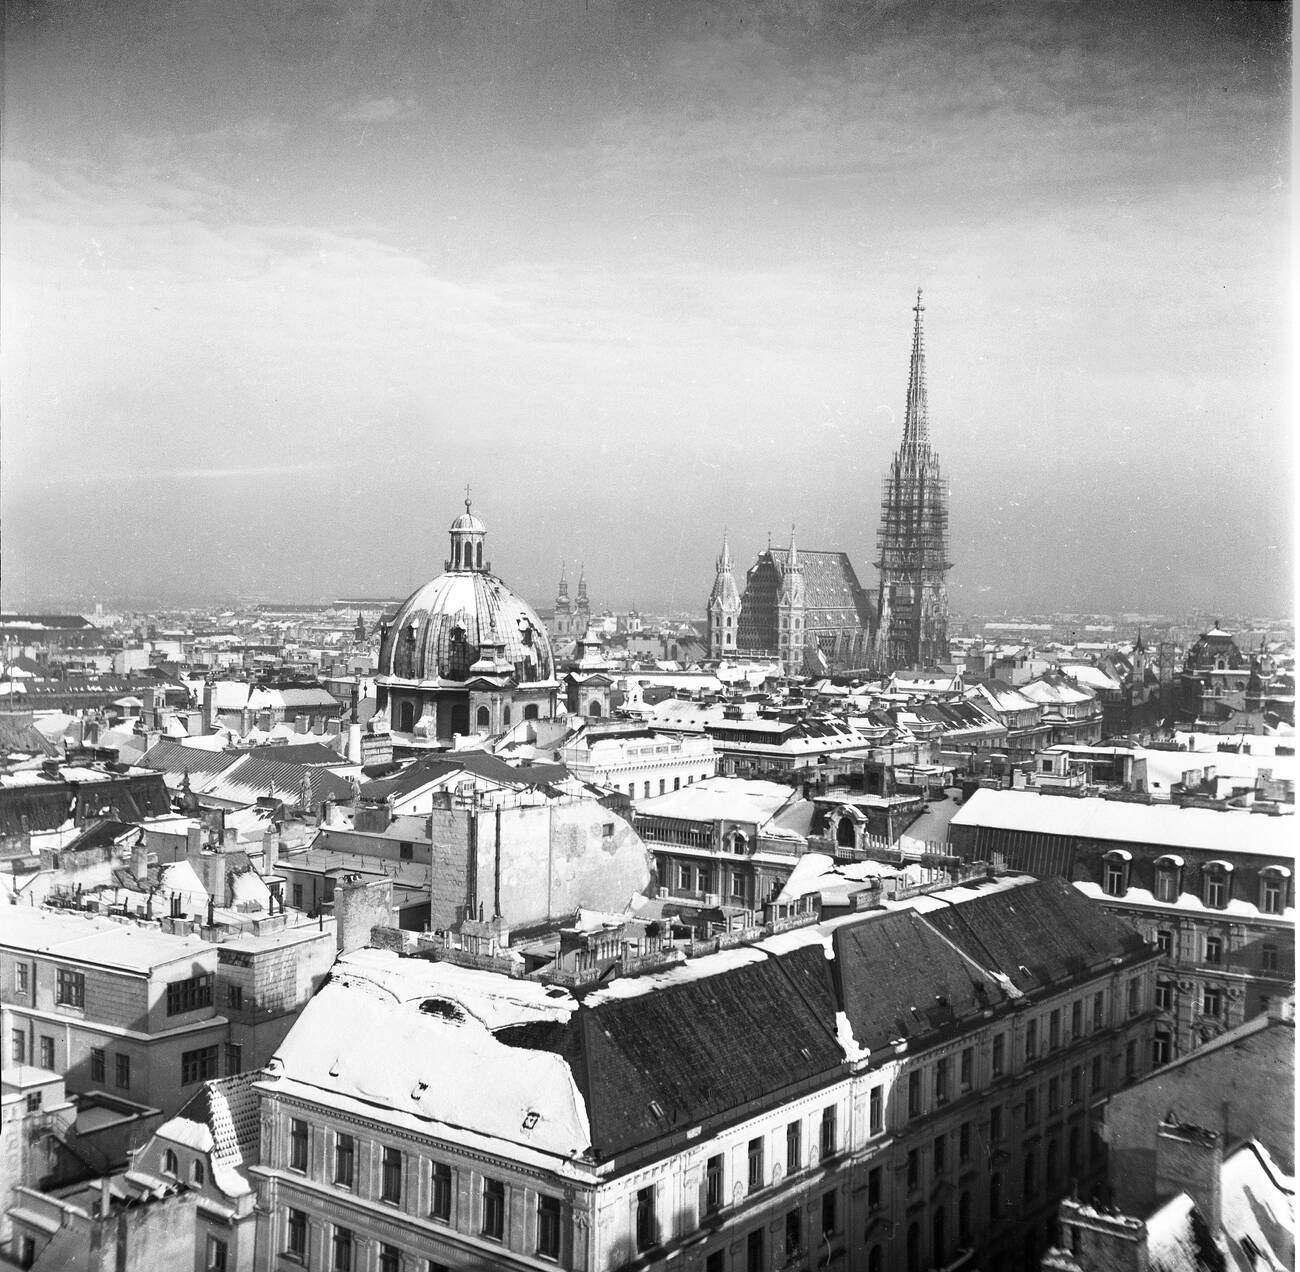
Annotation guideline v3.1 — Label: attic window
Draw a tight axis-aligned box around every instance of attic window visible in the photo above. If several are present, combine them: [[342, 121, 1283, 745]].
[[420, 998, 465, 1023], [411, 1081, 429, 1100], [522, 1110, 540, 1130], [649, 1100, 665, 1120]]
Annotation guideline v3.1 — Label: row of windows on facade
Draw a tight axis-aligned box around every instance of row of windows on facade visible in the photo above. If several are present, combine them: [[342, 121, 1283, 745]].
[[671, 860, 753, 900], [9, 1031, 222, 1087], [395, 701, 543, 732], [1101, 854, 1290, 913], [1150, 926, 1285, 973], [12, 965, 218, 1016]]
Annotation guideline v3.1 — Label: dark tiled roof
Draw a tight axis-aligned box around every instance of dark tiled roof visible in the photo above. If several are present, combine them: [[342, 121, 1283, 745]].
[[499, 946, 843, 1161], [361, 752, 569, 801], [64, 819, 138, 853], [920, 876, 1148, 995], [0, 713, 59, 757], [138, 738, 242, 779], [768, 548, 874, 625], [247, 742, 343, 766], [833, 909, 1010, 1052]]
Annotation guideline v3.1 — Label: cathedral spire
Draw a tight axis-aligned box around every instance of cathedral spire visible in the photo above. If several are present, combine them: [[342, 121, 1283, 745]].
[[558, 561, 569, 600], [787, 524, 800, 570], [717, 527, 732, 574], [903, 287, 929, 449]]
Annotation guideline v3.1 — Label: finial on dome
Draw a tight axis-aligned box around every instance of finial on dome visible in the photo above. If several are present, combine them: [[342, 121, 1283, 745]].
[[465, 482, 472, 513]]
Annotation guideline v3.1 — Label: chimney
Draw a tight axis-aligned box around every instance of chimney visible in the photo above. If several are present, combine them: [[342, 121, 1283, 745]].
[[1155, 1119, 1222, 1238], [1050, 1199, 1149, 1272], [295, 714, 309, 735], [100, 1175, 113, 1218], [262, 828, 278, 875], [346, 723, 363, 764], [199, 849, 227, 909], [186, 823, 203, 857], [334, 875, 394, 953]]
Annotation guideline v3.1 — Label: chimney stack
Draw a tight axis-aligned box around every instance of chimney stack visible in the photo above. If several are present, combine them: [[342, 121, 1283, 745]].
[[1155, 1119, 1222, 1239]]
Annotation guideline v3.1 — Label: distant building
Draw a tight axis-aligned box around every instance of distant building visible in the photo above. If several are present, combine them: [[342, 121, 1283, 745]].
[[560, 722, 717, 799], [375, 499, 560, 743], [548, 563, 591, 642], [873, 293, 952, 672]]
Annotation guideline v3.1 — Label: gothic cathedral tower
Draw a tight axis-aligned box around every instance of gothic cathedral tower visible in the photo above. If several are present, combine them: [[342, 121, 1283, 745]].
[[776, 526, 806, 675], [707, 530, 742, 658], [873, 291, 952, 672]]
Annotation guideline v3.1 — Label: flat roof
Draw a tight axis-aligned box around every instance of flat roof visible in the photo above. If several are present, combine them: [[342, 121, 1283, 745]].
[[0, 907, 215, 973]]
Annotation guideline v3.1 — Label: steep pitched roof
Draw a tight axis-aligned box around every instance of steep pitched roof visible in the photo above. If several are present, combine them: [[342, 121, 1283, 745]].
[[767, 547, 873, 624]]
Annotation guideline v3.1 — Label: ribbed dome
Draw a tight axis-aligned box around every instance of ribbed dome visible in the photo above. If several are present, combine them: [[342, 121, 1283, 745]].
[[450, 510, 486, 533], [380, 571, 555, 685]]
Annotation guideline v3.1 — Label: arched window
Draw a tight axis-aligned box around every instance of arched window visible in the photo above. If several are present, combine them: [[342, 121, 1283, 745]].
[[1202, 860, 1232, 909], [502, 705, 511, 727], [867, 1246, 882, 1272], [1260, 866, 1290, 915], [450, 704, 469, 736], [588, 700, 603, 718], [524, 704, 539, 721], [398, 702, 415, 732], [475, 543, 482, 569], [730, 831, 748, 856], [906, 1223, 920, 1272], [163, 1149, 178, 1175], [192, 1159, 205, 1186], [1154, 855, 1183, 903], [1103, 850, 1131, 897], [476, 706, 491, 729], [836, 815, 857, 848]]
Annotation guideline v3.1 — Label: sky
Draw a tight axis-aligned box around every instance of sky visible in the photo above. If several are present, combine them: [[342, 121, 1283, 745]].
[[1, 0, 1290, 618]]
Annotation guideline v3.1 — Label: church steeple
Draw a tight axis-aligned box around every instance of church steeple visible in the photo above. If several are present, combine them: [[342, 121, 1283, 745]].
[[903, 288, 929, 450], [707, 527, 741, 659]]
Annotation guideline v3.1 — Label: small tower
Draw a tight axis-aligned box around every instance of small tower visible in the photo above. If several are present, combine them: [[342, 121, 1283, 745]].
[[575, 565, 591, 631], [707, 530, 742, 660], [777, 525, 806, 675], [446, 489, 488, 573], [554, 563, 572, 637]]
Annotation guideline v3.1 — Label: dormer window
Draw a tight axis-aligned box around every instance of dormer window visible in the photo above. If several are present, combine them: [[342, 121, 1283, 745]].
[[1260, 866, 1290, 915], [1153, 855, 1183, 904], [1102, 850, 1131, 898], [1202, 861, 1233, 910]]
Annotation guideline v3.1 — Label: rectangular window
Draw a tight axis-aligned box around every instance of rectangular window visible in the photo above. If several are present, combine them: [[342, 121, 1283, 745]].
[[205, 1236, 228, 1272], [786, 1120, 801, 1173], [992, 1033, 1005, 1076], [747, 1136, 765, 1192], [226, 985, 243, 1011], [820, 1104, 837, 1157], [1205, 874, 1227, 909], [431, 1161, 452, 1220], [934, 1058, 950, 1105], [990, 1104, 1003, 1142], [933, 1133, 947, 1177], [1205, 935, 1223, 965], [483, 1179, 506, 1241], [1155, 980, 1173, 1011], [1093, 992, 1105, 1030], [181, 1045, 218, 1085], [906, 1149, 920, 1191], [1071, 999, 1083, 1037], [224, 1043, 242, 1075], [821, 1189, 837, 1236], [867, 1167, 882, 1210], [659, 780, 666, 795], [39, 1036, 54, 1069], [698, 866, 713, 894], [869, 1085, 883, 1134], [537, 1194, 563, 1260], [15, 963, 28, 994], [1048, 1077, 1061, 1112], [378, 1246, 399, 1272], [908, 1069, 922, 1116], [381, 1146, 402, 1204], [399, 841, 413, 861], [959, 1121, 972, 1163], [1261, 875, 1285, 915], [286, 1208, 307, 1258], [11, 1030, 24, 1064], [331, 1227, 352, 1272], [1070, 1066, 1082, 1104], [1091, 1054, 1105, 1092], [677, 864, 691, 891], [56, 968, 85, 1007], [1125, 1039, 1138, 1081], [706, 1153, 725, 1213], [1127, 978, 1141, 1016], [292, 883, 303, 909], [706, 1256, 724, 1272], [289, 1119, 308, 1171], [1155, 868, 1179, 903], [1263, 944, 1280, 973], [115, 1053, 131, 1089], [635, 1184, 656, 1251], [1024, 1088, 1038, 1126], [1202, 986, 1224, 1018], [786, 1209, 803, 1256], [1153, 1030, 1172, 1066], [334, 1133, 355, 1187], [166, 974, 213, 1016], [1025, 1018, 1038, 1060], [1156, 928, 1173, 956], [1049, 1009, 1061, 1049], [90, 1047, 105, 1082], [1104, 860, 1126, 896], [746, 1229, 764, 1272], [959, 1046, 973, 1089]]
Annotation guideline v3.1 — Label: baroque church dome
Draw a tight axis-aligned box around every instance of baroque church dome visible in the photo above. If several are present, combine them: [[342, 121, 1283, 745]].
[[378, 501, 555, 686]]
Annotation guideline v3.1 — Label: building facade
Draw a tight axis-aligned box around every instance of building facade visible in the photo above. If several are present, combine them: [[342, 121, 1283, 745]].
[[873, 292, 952, 673]]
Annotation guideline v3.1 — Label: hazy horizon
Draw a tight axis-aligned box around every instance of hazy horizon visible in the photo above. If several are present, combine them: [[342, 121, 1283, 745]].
[[2, 0, 1290, 620]]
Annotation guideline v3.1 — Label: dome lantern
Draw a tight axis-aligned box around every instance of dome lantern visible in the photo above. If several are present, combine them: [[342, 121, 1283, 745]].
[[446, 485, 488, 573]]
